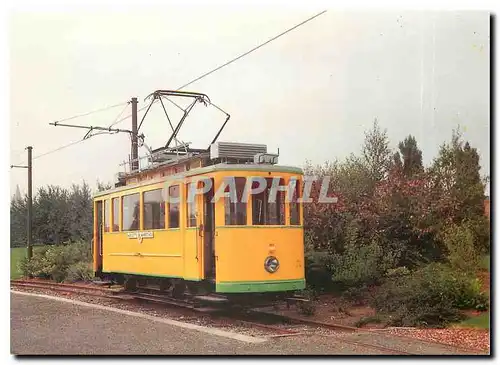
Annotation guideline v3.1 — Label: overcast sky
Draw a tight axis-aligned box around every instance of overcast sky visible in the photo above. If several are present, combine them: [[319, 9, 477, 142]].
[[9, 6, 490, 195]]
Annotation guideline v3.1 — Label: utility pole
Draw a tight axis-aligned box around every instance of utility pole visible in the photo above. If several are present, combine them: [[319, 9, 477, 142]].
[[131, 97, 138, 172], [10, 146, 33, 259], [49, 96, 141, 173], [27, 146, 33, 259]]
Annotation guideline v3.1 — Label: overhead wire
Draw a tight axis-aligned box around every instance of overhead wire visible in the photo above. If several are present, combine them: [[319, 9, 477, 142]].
[[108, 102, 131, 128], [33, 140, 85, 161], [11, 104, 152, 165], [53, 101, 129, 124], [109, 103, 151, 128], [176, 10, 327, 91], [160, 10, 327, 119], [13, 10, 327, 163]]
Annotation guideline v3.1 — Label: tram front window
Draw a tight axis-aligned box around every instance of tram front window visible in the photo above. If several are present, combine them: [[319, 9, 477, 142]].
[[252, 178, 285, 225]]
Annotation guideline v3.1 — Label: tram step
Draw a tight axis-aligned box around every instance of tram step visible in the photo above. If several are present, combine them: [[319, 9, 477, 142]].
[[193, 295, 229, 303], [92, 280, 113, 286]]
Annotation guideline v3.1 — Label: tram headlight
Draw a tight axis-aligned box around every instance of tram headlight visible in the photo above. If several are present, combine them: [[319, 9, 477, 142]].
[[264, 256, 280, 273]]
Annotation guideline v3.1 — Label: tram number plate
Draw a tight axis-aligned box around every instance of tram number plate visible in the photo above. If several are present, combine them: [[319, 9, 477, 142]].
[[127, 231, 154, 239]]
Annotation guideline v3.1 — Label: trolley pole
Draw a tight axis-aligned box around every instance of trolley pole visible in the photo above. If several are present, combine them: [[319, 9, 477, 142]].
[[131, 97, 138, 172], [27, 146, 33, 259], [10, 146, 33, 259]]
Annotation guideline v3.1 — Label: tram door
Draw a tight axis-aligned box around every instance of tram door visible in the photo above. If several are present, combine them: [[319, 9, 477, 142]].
[[202, 179, 216, 280], [95, 200, 103, 272]]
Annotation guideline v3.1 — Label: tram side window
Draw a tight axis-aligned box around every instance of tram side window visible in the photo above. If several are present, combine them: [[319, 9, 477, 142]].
[[144, 189, 165, 230], [168, 185, 180, 228], [252, 178, 285, 225], [224, 177, 247, 225], [104, 200, 110, 232], [112, 198, 119, 231], [186, 183, 197, 227], [122, 193, 140, 231], [290, 180, 301, 225]]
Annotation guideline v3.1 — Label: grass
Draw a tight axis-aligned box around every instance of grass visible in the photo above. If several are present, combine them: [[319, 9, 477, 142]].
[[458, 311, 490, 329], [10, 247, 26, 279]]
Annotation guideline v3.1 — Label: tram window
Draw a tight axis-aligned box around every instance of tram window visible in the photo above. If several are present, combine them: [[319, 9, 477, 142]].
[[186, 183, 197, 227], [290, 180, 301, 225], [269, 190, 285, 225], [224, 177, 247, 225], [252, 178, 285, 225], [144, 189, 165, 230], [104, 200, 110, 232], [122, 193, 140, 231], [168, 185, 180, 228], [112, 198, 119, 231]]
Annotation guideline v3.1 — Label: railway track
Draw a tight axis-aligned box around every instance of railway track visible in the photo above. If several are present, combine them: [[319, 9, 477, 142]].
[[10, 279, 445, 355], [11, 279, 127, 298]]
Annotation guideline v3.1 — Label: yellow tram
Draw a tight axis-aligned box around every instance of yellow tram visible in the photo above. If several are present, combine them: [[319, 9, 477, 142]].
[[92, 91, 305, 303]]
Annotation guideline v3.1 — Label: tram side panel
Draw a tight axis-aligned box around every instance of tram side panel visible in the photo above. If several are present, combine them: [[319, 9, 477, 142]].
[[101, 230, 184, 278]]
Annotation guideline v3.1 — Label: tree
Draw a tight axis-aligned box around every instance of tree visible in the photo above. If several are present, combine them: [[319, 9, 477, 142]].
[[33, 185, 71, 245], [96, 180, 113, 192], [362, 119, 393, 185], [394, 135, 424, 178], [11, 182, 95, 247], [10, 195, 27, 248], [429, 128, 489, 252], [14, 185, 22, 201], [67, 182, 93, 242]]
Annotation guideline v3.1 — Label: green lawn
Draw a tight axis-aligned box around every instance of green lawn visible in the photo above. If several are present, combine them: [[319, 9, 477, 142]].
[[459, 311, 490, 329], [10, 247, 26, 279]]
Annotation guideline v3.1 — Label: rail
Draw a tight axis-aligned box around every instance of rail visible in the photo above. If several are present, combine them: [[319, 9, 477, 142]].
[[10, 279, 481, 355]]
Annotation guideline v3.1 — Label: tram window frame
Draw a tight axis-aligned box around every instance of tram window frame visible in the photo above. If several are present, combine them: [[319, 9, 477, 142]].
[[112, 197, 119, 232], [224, 177, 247, 226], [122, 193, 140, 231], [143, 188, 166, 230], [290, 179, 301, 225], [186, 182, 197, 228], [104, 199, 110, 232], [252, 178, 285, 226], [168, 185, 180, 229]]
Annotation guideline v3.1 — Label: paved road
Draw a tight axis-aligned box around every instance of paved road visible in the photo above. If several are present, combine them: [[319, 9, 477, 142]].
[[10, 292, 476, 355]]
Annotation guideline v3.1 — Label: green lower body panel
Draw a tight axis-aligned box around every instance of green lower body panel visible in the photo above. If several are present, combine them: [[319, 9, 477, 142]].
[[216, 279, 305, 293]]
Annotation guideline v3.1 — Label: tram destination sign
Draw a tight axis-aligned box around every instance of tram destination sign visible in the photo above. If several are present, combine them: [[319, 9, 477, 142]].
[[127, 231, 154, 239]]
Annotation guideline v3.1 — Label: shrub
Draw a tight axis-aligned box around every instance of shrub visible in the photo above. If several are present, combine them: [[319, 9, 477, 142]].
[[385, 266, 411, 278], [354, 315, 385, 328], [372, 263, 488, 327], [296, 287, 318, 316], [341, 285, 369, 305], [66, 262, 93, 282], [297, 300, 316, 316], [330, 242, 394, 288], [305, 250, 335, 291], [18, 241, 92, 282], [441, 223, 480, 273], [18, 255, 49, 279]]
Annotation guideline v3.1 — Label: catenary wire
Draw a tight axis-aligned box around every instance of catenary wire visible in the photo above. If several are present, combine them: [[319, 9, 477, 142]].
[[176, 10, 327, 91], [11, 104, 151, 165], [13, 11, 327, 162], [53, 101, 129, 124]]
